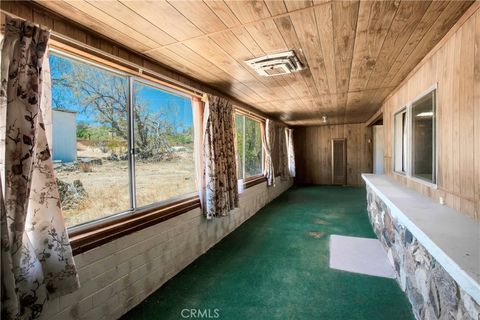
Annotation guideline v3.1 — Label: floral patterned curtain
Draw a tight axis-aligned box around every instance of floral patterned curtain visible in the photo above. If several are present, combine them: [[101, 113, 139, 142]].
[[1, 16, 79, 320], [261, 119, 275, 186], [202, 94, 239, 219], [286, 128, 296, 177]]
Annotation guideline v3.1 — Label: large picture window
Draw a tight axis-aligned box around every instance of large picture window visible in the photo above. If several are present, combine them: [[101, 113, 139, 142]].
[[50, 52, 195, 228], [235, 114, 263, 180]]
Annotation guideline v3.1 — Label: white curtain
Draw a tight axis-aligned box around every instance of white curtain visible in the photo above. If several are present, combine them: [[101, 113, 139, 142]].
[[192, 96, 205, 208], [286, 128, 296, 177], [1, 16, 79, 320], [261, 119, 275, 186]]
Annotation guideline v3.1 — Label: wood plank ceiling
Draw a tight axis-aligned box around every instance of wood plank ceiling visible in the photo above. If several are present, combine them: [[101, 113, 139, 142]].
[[34, 0, 473, 126]]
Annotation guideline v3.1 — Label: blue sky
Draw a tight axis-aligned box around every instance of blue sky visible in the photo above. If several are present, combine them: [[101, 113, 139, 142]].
[[134, 81, 193, 131], [49, 53, 193, 131]]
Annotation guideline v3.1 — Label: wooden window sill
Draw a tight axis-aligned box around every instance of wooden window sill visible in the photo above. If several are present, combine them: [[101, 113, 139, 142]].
[[70, 175, 270, 255], [243, 175, 267, 189], [69, 195, 200, 255]]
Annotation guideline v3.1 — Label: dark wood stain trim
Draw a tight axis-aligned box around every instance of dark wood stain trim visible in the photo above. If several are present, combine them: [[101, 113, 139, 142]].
[[70, 196, 200, 255], [71, 173, 270, 255], [70, 174, 269, 255], [244, 175, 267, 189]]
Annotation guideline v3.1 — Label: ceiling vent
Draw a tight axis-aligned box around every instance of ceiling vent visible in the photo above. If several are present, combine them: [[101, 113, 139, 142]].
[[245, 50, 305, 77]]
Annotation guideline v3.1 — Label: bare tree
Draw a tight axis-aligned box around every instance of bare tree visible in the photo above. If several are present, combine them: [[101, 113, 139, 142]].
[[50, 56, 176, 160]]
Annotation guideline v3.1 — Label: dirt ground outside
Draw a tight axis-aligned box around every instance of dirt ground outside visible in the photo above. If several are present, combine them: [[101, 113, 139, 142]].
[[56, 142, 195, 227]]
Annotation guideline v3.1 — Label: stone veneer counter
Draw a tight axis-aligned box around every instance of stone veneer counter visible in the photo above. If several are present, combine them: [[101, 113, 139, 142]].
[[362, 174, 479, 319]]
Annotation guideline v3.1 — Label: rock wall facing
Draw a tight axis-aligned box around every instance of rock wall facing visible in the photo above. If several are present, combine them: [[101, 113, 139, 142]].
[[366, 186, 480, 320]]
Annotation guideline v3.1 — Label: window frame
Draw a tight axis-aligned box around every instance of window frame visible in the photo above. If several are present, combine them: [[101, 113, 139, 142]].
[[130, 77, 197, 210], [392, 85, 437, 187], [49, 47, 201, 245], [410, 89, 436, 184], [235, 112, 265, 184], [393, 107, 408, 175]]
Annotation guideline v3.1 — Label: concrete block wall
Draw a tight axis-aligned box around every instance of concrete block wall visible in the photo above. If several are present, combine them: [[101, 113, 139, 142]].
[[40, 178, 292, 320]]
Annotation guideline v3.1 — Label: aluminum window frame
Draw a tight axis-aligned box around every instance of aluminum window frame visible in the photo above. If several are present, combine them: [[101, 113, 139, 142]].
[[393, 107, 409, 175], [49, 49, 198, 234], [392, 85, 438, 187], [410, 87, 437, 185]]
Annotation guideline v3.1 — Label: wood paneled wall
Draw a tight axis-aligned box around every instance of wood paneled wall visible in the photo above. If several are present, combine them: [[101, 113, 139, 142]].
[[378, 5, 480, 219], [294, 124, 373, 186]]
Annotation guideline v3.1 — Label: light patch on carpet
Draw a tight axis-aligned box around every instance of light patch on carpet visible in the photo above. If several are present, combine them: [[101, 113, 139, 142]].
[[329, 235, 396, 279], [309, 231, 325, 239]]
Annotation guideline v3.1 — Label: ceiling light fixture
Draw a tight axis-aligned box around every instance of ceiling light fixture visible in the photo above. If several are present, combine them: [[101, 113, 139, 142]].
[[322, 115, 327, 123]]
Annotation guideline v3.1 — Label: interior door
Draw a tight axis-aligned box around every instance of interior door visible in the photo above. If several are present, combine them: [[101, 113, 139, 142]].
[[331, 138, 346, 185]]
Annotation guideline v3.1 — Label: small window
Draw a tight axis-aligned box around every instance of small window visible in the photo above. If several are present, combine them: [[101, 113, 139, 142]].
[[244, 117, 263, 177], [394, 108, 408, 174], [236, 114, 245, 179], [411, 90, 436, 183], [235, 114, 263, 179]]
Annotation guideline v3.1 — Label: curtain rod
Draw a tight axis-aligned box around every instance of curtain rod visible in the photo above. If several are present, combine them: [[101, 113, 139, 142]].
[[235, 108, 266, 123]]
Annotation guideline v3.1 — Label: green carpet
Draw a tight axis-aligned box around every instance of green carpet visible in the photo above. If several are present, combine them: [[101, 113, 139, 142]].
[[122, 186, 414, 320]]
